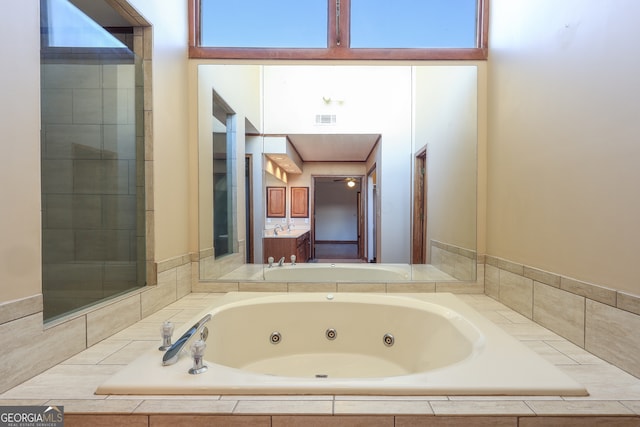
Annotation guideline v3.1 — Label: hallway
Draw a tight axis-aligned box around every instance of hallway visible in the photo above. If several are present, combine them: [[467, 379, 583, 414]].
[[314, 242, 363, 262]]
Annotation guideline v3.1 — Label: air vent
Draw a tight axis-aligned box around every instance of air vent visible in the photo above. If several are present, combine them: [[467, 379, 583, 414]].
[[315, 114, 336, 125]]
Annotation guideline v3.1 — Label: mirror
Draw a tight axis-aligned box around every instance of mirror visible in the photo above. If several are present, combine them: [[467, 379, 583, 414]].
[[197, 64, 477, 283]]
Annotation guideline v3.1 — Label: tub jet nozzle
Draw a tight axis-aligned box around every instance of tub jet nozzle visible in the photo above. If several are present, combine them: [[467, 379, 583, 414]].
[[270, 331, 282, 344], [383, 333, 395, 347]]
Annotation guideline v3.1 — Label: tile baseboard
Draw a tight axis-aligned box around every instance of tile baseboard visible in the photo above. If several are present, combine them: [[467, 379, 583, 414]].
[[484, 255, 640, 379]]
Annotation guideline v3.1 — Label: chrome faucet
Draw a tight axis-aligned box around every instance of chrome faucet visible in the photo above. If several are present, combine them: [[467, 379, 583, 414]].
[[273, 224, 283, 236], [278, 256, 285, 267], [162, 313, 211, 366]]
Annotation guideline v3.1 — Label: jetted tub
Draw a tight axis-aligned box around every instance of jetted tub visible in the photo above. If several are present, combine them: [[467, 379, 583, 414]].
[[97, 293, 588, 396], [262, 263, 411, 281]]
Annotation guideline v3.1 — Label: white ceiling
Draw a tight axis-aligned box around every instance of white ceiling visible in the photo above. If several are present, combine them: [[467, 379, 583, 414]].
[[287, 134, 380, 162]]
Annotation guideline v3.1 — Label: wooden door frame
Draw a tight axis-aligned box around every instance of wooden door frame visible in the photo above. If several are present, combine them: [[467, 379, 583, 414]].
[[412, 147, 427, 263], [357, 190, 364, 260], [245, 154, 253, 263], [366, 164, 377, 263], [310, 177, 315, 260]]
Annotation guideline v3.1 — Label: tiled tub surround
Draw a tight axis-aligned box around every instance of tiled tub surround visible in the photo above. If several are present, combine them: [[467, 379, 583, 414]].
[[430, 240, 477, 282], [194, 262, 483, 295], [199, 241, 246, 281], [1, 293, 640, 426], [485, 255, 640, 380], [97, 292, 585, 396], [213, 263, 458, 284], [0, 255, 193, 395]]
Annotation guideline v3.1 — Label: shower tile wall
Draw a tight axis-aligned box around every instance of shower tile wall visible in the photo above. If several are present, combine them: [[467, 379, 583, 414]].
[[41, 62, 144, 319]]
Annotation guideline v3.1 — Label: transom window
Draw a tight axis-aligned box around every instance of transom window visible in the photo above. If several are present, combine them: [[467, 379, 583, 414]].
[[350, 0, 478, 48], [189, 0, 488, 60], [200, 0, 327, 48]]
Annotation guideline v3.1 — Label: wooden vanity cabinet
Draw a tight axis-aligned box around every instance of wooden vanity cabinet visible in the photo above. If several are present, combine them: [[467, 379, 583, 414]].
[[266, 187, 286, 217], [290, 187, 309, 218], [263, 231, 310, 263], [295, 232, 310, 263]]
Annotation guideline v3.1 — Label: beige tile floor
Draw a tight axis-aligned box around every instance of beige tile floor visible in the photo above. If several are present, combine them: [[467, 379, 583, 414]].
[[1, 292, 640, 425]]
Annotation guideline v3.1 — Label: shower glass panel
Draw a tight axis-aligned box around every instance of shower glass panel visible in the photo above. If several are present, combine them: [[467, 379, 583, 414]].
[[40, 0, 145, 321]]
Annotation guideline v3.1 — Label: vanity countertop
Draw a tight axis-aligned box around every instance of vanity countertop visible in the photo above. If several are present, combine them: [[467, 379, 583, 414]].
[[263, 229, 309, 239]]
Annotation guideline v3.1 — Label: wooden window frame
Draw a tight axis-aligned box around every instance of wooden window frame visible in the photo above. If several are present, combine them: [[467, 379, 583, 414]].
[[188, 0, 489, 61]]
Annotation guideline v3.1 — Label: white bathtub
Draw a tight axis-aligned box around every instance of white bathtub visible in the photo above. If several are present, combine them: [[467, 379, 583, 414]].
[[97, 293, 587, 396], [262, 263, 411, 281]]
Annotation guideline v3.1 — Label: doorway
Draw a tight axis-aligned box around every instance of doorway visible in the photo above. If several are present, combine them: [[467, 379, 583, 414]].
[[412, 148, 427, 263], [366, 166, 377, 263], [312, 176, 364, 262], [245, 154, 253, 263]]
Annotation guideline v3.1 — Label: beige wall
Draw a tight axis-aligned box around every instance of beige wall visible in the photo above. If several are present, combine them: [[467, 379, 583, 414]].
[[476, 63, 488, 257], [128, 0, 191, 262], [487, 0, 640, 294], [414, 66, 478, 252], [0, 1, 42, 303]]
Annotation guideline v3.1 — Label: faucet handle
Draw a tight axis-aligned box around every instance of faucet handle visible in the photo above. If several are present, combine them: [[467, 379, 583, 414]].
[[188, 339, 208, 375], [191, 339, 206, 356], [159, 320, 174, 351], [162, 313, 212, 366]]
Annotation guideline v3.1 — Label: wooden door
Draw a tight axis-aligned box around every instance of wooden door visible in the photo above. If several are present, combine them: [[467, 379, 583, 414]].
[[245, 154, 253, 263], [412, 149, 427, 263], [357, 190, 365, 260]]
